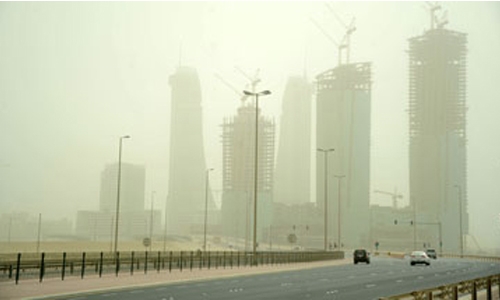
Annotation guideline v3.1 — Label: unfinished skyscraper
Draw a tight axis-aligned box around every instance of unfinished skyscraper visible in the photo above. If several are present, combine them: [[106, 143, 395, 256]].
[[167, 66, 215, 235], [220, 99, 275, 249], [408, 13, 468, 253], [273, 76, 313, 206], [316, 62, 371, 249]]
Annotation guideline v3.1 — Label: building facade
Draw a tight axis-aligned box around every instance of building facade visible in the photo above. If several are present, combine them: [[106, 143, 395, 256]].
[[408, 26, 468, 253], [167, 66, 215, 235], [273, 76, 313, 206], [315, 63, 371, 249], [220, 101, 275, 250]]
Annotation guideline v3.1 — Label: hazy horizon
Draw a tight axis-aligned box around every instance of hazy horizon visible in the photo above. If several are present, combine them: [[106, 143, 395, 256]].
[[0, 2, 499, 250]]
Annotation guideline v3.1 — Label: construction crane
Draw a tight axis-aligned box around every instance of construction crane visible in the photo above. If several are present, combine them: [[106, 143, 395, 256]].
[[234, 66, 261, 94], [310, 4, 356, 66], [324, 3, 356, 64], [423, 2, 447, 30], [309, 17, 343, 66], [214, 73, 248, 103], [374, 188, 403, 209]]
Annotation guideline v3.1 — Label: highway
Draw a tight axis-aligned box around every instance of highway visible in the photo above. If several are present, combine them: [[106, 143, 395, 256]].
[[48, 256, 500, 300]]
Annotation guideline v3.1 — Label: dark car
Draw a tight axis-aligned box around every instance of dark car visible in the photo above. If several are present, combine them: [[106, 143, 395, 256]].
[[425, 248, 437, 259], [353, 249, 370, 264]]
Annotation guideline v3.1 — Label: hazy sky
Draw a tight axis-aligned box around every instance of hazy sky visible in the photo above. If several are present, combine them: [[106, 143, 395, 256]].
[[0, 2, 499, 249]]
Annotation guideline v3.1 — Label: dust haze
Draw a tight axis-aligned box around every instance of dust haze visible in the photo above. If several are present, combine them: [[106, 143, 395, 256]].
[[0, 2, 499, 253]]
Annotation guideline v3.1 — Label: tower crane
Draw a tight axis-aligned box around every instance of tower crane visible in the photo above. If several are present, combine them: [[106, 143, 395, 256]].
[[424, 2, 449, 30], [374, 188, 403, 209], [310, 4, 356, 66], [214, 73, 248, 103], [324, 3, 356, 64], [234, 66, 261, 94]]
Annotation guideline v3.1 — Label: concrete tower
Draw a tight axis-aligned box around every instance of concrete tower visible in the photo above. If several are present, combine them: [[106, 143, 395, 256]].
[[167, 66, 215, 235], [220, 100, 275, 249], [408, 23, 468, 253], [273, 76, 313, 206], [315, 63, 371, 249]]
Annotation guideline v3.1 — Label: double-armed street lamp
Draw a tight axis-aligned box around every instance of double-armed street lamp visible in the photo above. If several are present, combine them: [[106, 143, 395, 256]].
[[243, 89, 271, 261], [203, 168, 214, 252], [114, 135, 130, 254], [317, 148, 335, 251]]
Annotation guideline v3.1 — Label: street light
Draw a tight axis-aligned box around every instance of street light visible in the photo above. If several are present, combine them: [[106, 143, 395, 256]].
[[114, 135, 130, 254], [317, 148, 335, 251], [149, 191, 156, 252], [334, 175, 345, 249], [203, 168, 214, 252], [454, 184, 464, 258], [243, 89, 271, 262]]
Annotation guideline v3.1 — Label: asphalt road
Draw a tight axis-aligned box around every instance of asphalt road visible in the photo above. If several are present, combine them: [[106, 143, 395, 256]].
[[48, 256, 500, 300]]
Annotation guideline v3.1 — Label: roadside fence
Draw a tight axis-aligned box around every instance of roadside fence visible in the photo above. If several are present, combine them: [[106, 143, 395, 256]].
[[0, 250, 344, 284]]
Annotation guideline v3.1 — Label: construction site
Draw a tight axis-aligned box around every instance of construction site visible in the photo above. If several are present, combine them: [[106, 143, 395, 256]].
[[408, 5, 468, 254]]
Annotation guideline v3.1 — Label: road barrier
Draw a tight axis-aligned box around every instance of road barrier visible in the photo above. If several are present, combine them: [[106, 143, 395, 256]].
[[379, 274, 500, 300], [0, 250, 344, 284]]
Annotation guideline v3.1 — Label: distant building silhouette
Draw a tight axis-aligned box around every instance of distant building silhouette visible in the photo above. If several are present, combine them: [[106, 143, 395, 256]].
[[220, 99, 275, 250], [99, 163, 145, 213], [408, 25, 468, 253], [315, 62, 371, 249], [76, 162, 161, 242], [273, 76, 313, 206], [167, 66, 215, 236]]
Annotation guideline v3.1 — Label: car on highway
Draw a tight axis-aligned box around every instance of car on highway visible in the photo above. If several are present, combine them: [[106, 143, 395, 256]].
[[425, 248, 437, 259], [353, 249, 370, 264], [410, 250, 431, 266]]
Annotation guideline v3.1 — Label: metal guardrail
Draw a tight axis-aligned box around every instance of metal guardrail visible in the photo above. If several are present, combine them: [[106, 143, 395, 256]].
[[0, 250, 344, 284], [380, 274, 500, 300]]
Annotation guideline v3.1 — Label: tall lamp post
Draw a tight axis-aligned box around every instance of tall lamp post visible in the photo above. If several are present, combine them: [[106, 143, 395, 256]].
[[454, 184, 464, 258], [149, 191, 156, 252], [334, 175, 345, 249], [317, 148, 335, 251], [203, 168, 214, 251], [243, 89, 271, 262], [114, 135, 130, 254]]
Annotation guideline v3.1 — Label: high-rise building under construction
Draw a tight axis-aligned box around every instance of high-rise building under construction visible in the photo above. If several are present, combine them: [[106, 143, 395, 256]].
[[408, 22, 468, 253], [220, 99, 275, 249], [315, 63, 371, 249], [167, 66, 215, 235]]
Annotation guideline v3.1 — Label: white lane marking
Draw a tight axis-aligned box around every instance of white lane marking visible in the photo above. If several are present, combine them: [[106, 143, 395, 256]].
[[229, 288, 244, 293], [396, 279, 403, 283], [366, 284, 376, 288], [101, 293, 117, 297], [280, 282, 293, 287], [326, 290, 338, 294]]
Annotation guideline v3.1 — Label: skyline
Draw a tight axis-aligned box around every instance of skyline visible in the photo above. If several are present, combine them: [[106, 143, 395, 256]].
[[0, 2, 499, 250]]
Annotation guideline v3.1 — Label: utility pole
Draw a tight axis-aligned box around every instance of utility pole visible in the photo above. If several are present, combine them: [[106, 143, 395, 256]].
[[317, 148, 335, 251], [334, 175, 345, 249]]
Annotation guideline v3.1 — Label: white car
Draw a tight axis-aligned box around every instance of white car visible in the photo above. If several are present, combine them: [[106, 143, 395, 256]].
[[410, 251, 431, 266]]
